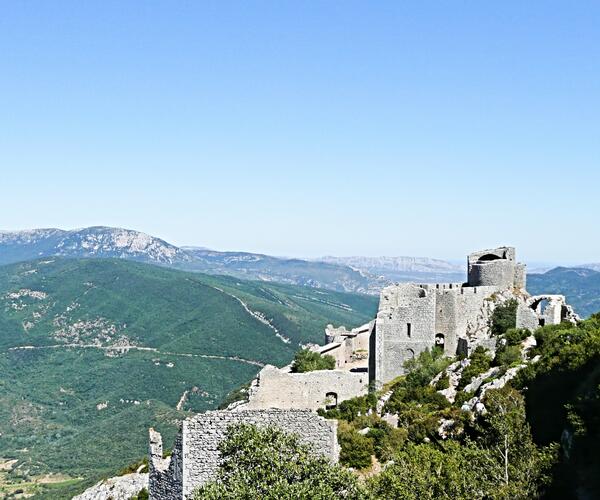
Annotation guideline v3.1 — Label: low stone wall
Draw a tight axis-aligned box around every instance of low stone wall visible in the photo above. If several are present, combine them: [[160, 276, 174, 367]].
[[73, 472, 148, 500], [244, 365, 368, 410], [149, 409, 339, 499]]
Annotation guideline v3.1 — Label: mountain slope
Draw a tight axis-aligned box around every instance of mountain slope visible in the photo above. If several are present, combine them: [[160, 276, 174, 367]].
[[180, 247, 387, 294], [527, 267, 600, 318], [0, 258, 377, 498], [0, 226, 191, 266]]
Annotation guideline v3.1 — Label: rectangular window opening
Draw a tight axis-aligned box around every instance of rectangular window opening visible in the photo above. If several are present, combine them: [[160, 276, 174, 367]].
[[407, 323, 412, 338]]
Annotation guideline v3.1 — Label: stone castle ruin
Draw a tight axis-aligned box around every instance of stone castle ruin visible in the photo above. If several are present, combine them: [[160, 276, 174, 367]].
[[373, 246, 526, 383], [148, 246, 578, 499]]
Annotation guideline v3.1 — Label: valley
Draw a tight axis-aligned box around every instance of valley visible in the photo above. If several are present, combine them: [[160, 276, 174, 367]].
[[0, 258, 377, 498]]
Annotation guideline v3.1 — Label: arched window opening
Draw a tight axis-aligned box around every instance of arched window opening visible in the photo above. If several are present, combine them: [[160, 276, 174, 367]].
[[325, 392, 338, 410], [478, 253, 502, 262]]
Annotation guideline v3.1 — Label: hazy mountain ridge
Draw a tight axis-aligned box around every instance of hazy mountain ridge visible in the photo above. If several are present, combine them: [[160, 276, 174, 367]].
[[180, 247, 388, 294], [3, 228, 598, 307], [0, 227, 191, 266], [317, 255, 463, 273], [2, 227, 463, 294]]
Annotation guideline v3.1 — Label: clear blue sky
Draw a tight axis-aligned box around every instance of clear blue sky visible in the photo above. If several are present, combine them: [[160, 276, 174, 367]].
[[1, 1, 598, 262]]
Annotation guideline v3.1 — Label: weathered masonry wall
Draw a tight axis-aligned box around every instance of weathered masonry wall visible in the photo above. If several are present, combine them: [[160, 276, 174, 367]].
[[374, 284, 436, 384], [244, 365, 368, 410], [149, 428, 183, 500], [373, 283, 499, 384], [148, 409, 339, 499]]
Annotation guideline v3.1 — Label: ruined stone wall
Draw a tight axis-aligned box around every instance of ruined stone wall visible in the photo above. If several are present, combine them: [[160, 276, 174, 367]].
[[434, 289, 461, 355], [468, 259, 516, 288], [184, 410, 337, 498], [322, 323, 372, 368], [514, 263, 527, 290], [457, 286, 499, 337], [373, 283, 500, 384], [149, 410, 338, 499], [374, 284, 436, 383], [516, 295, 579, 331], [244, 365, 368, 410], [149, 428, 183, 500]]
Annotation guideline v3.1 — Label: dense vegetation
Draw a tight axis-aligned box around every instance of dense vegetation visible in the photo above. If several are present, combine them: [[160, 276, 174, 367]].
[[489, 299, 518, 336], [0, 258, 377, 498], [194, 424, 364, 499], [291, 348, 336, 373], [515, 314, 600, 498]]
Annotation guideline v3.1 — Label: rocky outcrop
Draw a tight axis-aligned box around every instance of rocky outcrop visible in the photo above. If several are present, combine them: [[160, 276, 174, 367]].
[[73, 473, 148, 500]]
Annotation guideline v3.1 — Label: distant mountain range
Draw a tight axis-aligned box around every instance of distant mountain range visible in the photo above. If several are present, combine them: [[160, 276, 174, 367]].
[[1, 227, 598, 318], [0, 227, 465, 294], [317, 255, 464, 283]]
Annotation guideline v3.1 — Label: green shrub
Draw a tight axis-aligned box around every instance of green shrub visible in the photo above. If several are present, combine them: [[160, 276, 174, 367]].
[[366, 420, 407, 462], [457, 347, 492, 390], [290, 348, 336, 373], [194, 423, 365, 499], [490, 299, 518, 336], [504, 328, 530, 346], [494, 344, 522, 368], [403, 348, 453, 391], [319, 392, 377, 422], [337, 422, 374, 469], [368, 441, 498, 499], [435, 375, 450, 391], [454, 390, 475, 407], [130, 488, 149, 500]]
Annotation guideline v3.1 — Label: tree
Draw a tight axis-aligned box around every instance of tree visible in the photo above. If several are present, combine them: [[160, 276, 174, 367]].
[[337, 421, 374, 469], [368, 441, 497, 499], [490, 299, 518, 336], [291, 348, 336, 373], [194, 423, 367, 499], [457, 346, 492, 390], [476, 387, 557, 499]]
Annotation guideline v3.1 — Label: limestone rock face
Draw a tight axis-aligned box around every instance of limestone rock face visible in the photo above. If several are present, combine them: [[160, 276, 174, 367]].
[[73, 472, 148, 500]]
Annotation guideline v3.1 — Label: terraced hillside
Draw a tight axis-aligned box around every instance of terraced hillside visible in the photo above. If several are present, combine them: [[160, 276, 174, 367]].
[[0, 258, 377, 498]]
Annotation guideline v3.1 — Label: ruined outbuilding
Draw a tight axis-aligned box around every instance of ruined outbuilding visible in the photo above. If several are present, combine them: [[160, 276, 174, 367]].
[[148, 409, 339, 499]]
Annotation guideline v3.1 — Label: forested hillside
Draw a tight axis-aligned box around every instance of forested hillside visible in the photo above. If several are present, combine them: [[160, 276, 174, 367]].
[[528, 267, 600, 318], [0, 258, 377, 498]]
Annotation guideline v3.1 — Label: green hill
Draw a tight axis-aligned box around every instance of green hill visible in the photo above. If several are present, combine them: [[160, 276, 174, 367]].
[[528, 267, 600, 318], [0, 258, 377, 498]]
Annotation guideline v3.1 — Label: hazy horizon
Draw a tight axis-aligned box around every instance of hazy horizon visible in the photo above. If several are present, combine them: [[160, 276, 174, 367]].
[[0, 224, 593, 268], [2, 2, 599, 262]]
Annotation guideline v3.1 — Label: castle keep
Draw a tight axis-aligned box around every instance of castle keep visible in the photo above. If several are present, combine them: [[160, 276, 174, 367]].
[[373, 246, 527, 383]]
